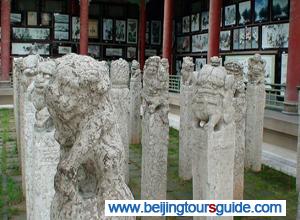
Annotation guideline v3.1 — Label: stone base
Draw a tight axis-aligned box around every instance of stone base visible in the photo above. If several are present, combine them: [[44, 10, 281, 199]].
[[283, 101, 298, 115]]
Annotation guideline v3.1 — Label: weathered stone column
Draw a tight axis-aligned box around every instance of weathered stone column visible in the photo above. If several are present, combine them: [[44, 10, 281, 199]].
[[46, 54, 134, 220], [245, 54, 266, 172], [179, 57, 194, 180], [129, 60, 142, 145], [141, 57, 169, 217], [192, 57, 235, 220], [110, 58, 130, 183], [16, 55, 41, 196], [29, 60, 60, 220], [225, 61, 246, 200]]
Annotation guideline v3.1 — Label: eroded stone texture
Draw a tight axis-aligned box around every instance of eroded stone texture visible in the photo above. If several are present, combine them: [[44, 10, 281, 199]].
[[129, 60, 142, 144], [297, 88, 300, 191], [192, 57, 235, 220], [46, 54, 134, 220], [141, 57, 169, 216], [29, 59, 60, 220], [15, 55, 42, 199], [245, 54, 266, 172], [110, 58, 130, 183], [179, 57, 194, 180], [225, 61, 246, 200]]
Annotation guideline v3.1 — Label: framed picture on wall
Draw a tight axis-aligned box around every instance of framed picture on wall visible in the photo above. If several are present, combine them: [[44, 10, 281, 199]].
[[175, 59, 182, 75], [41, 13, 51, 26], [238, 1, 251, 25], [272, 0, 289, 20], [251, 26, 259, 49], [88, 45, 100, 58], [254, 0, 269, 22], [127, 19, 138, 44], [12, 43, 50, 55], [224, 4, 236, 26], [145, 49, 157, 57], [281, 53, 288, 84], [127, 47, 137, 59], [195, 57, 207, 71], [89, 19, 99, 39], [151, 20, 161, 45], [12, 27, 50, 40], [182, 16, 190, 33], [192, 33, 208, 52], [27, 11, 37, 26], [103, 18, 113, 41], [58, 46, 72, 55], [219, 30, 231, 51], [262, 23, 289, 48], [177, 36, 190, 53], [233, 29, 239, 50], [239, 28, 246, 49], [54, 13, 69, 40], [191, 13, 200, 32], [72, 17, 80, 40], [11, 13, 22, 25], [176, 21, 182, 34], [115, 20, 126, 42], [201, 11, 209, 31], [105, 47, 123, 57]]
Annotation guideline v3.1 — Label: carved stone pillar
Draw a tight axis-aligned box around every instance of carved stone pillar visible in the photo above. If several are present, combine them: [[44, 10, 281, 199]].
[[111, 58, 131, 183], [192, 57, 235, 220], [129, 60, 142, 145], [179, 57, 194, 180], [245, 54, 266, 172], [141, 56, 169, 220], [225, 61, 246, 200]]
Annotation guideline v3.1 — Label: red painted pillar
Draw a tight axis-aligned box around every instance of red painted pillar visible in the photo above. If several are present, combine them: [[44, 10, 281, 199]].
[[207, 0, 222, 61], [284, 0, 300, 113], [139, 0, 146, 70], [162, 0, 173, 73], [1, 0, 11, 81], [80, 0, 89, 55]]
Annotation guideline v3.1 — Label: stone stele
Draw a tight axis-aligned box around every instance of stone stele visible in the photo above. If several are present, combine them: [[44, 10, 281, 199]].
[[245, 54, 266, 172], [29, 59, 60, 220], [192, 57, 235, 220], [46, 54, 134, 220], [129, 60, 142, 145], [225, 61, 246, 200], [141, 56, 169, 220], [179, 56, 194, 181], [110, 58, 130, 184]]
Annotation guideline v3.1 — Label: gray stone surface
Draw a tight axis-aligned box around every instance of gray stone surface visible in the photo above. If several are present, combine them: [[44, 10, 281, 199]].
[[141, 57, 169, 219], [29, 59, 60, 220], [15, 55, 42, 199], [179, 57, 194, 180], [46, 54, 134, 220], [245, 54, 266, 172], [192, 57, 235, 220], [298, 88, 300, 191], [129, 60, 142, 145], [110, 58, 130, 183], [225, 61, 246, 200]]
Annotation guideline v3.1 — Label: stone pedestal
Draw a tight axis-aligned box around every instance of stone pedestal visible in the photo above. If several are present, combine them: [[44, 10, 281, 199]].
[[111, 59, 130, 183], [30, 130, 59, 220], [245, 54, 266, 172], [245, 84, 265, 171], [179, 85, 193, 180], [225, 61, 246, 200], [129, 60, 142, 145], [141, 57, 169, 220], [179, 57, 194, 181], [192, 57, 235, 220]]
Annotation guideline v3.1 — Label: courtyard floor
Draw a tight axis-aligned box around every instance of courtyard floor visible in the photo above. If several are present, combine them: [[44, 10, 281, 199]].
[[0, 109, 297, 219]]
